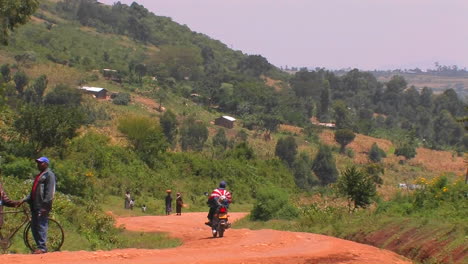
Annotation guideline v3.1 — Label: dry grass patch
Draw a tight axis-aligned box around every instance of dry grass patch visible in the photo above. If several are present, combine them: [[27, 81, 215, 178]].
[[278, 124, 303, 135], [319, 129, 393, 164], [319, 129, 465, 175], [408, 148, 465, 175], [24, 63, 85, 89]]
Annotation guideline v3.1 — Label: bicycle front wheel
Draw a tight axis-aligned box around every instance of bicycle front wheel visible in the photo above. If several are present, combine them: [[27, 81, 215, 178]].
[[24, 218, 65, 252]]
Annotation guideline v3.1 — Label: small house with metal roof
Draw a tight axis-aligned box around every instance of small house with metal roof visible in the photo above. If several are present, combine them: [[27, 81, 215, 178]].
[[80, 86, 108, 99], [214, 115, 236, 129]]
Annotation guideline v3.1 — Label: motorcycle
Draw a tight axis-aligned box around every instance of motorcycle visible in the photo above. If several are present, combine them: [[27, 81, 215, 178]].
[[211, 205, 230, 238]]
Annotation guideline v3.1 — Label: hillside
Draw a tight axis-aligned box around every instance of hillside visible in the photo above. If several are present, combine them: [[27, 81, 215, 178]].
[[0, 0, 466, 263]]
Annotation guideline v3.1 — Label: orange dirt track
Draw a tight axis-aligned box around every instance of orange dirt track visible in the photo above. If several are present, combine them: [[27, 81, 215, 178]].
[[0, 212, 411, 264]]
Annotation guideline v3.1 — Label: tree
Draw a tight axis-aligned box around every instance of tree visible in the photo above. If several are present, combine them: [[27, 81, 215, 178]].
[[317, 81, 330, 122], [118, 115, 168, 167], [14, 105, 85, 153], [44, 84, 82, 106], [0, 0, 39, 44], [334, 129, 355, 153], [333, 100, 352, 129], [275, 136, 297, 167], [363, 163, 384, 186], [312, 144, 338, 185], [134, 63, 147, 83], [212, 128, 228, 150], [394, 143, 417, 162], [31, 75, 48, 99], [433, 110, 464, 147], [0, 64, 10, 82], [24, 74, 47, 104], [238, 55, 272, 77], [336, 166, 377, 212], [159, 110, 178, 146], [420, 87, 433, 109], [112, 92, 131, 105], [368, 142, 386, 163], [154, 88, 167, 111], [13, 71, 28, 95], [180, 116, 208, 151], [292, 152, 319, 190]]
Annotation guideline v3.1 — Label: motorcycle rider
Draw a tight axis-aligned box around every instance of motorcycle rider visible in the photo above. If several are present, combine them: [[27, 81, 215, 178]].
[[205, 181, 232, 226]]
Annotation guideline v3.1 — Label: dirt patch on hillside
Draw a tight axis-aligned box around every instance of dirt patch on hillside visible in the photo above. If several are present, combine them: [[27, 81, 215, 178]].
[[133, 96, 164, 113], [262, 76, 286, 92]]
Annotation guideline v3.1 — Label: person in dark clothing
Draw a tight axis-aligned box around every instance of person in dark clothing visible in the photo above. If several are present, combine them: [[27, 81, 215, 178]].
[[165, 190, 172, 215], [0, 182, 22, 229], [24, 157, 56, 254], [176, 192, 183, 215]]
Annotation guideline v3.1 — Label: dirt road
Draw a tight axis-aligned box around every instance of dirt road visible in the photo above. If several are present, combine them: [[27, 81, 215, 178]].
[[0, 212, 411, 264]]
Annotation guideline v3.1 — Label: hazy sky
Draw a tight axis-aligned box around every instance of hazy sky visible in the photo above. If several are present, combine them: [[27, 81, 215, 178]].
[[99, 0, 468, 70]]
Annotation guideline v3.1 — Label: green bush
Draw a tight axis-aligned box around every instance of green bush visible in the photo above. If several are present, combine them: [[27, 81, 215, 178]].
[[112, 93, 131, 105], [0, 157, 35, 180], [250, 186, 299, 221]]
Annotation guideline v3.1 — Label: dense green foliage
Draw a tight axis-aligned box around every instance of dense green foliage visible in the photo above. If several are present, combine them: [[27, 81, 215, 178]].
[[112, 92, 130, 105], [0, 0, 39, 44], [274, 136, 297, 167], [394, 143, 417, 161], [311, 145, 338, 185], [292, 152, 319, 190], [118, 115, 168, 168], [250, 186, 299, 221], [180, 116, 208, 151], [334, 129, 356, 153], [368, 142, 386, 163], [159, 110, 178, 146]]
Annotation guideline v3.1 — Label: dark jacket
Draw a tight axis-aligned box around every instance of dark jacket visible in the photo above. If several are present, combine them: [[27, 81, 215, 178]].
[[0, 183, 21, 227], [26, 168, 56, 213]]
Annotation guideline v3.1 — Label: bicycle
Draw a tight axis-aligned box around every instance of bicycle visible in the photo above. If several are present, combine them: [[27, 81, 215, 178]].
[[0, 204, 64, 253]]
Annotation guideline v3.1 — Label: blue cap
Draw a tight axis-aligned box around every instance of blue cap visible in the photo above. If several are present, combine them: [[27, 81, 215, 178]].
[[36, 157, 49, 164], [219, 181, 226, 188]]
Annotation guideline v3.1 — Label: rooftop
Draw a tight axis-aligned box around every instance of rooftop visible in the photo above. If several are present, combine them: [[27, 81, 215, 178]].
[[81, 86, 106, 92], [222, 116, 236, 121]]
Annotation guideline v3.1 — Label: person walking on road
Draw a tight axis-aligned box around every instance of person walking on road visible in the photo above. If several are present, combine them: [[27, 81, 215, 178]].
[[176, 192, 183, 215], [24, 157, 56, 254], [165, 190, 172, 215]]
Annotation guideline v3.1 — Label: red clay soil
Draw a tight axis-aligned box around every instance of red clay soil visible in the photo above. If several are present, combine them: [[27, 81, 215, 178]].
[[0, 212, 411, 264]]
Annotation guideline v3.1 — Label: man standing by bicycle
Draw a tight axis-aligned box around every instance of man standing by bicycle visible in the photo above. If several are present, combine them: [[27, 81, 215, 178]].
[[24, 157, 56, 254]]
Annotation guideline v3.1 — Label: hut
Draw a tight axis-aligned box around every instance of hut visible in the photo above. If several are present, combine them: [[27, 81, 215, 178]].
[[80, 86, 108, 99], [214, 115, 236, 129]]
